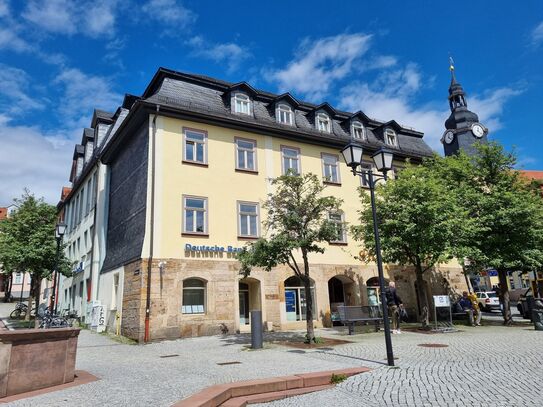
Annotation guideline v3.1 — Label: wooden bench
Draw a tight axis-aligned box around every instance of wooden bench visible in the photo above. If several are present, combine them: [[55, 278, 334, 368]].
[[336, 305, 383, 335]]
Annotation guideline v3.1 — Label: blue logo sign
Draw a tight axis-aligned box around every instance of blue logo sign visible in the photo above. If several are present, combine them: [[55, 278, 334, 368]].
[[285, 290, 296, 312]]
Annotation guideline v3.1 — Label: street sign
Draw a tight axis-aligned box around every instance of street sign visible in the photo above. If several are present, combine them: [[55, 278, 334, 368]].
[[433, 295, 450, 307]]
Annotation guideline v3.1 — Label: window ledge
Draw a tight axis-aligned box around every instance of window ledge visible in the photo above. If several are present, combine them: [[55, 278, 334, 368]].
[[238, 236, 259, 241], [329, 241, 348, 246], [182, 160, 208, 168], [323, 181, 341, 186], [235, 168, 259, 175], [182, 232, 209, 238]]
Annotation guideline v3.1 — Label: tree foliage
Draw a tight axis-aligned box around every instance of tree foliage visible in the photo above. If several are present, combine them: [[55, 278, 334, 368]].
[[238, 172, 343, 342], [0, 192, 71, 314], [353, 142, 543, 326], [352, 158, 472, 326]]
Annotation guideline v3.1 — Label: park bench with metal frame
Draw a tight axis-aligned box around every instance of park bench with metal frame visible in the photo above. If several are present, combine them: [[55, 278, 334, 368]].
[[337, 305, 383, 335]]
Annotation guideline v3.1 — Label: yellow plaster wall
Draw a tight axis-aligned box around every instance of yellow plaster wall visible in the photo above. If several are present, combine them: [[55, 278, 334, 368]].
[[151, 115, 461, 270]]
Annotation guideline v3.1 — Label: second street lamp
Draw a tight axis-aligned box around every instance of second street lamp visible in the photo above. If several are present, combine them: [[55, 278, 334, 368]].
[[341, 142, 396, 367], [51, 222, 67, 314]]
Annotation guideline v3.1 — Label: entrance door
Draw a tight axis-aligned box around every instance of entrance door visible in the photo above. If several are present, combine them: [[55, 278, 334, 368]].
[[239, 283, 249, 325]]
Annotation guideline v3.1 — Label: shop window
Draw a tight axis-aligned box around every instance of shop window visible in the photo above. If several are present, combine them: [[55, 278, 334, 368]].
[[284, 276, 316, 321], [182, 278, 206, 314]]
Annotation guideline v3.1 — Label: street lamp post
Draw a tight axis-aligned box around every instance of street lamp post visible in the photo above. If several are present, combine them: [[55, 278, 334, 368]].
[[341, 143, 395, 367], [50, 222, 67, 314]]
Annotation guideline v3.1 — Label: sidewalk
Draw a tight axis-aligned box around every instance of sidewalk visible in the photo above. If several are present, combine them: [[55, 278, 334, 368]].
[[2, 322, 541, 406]]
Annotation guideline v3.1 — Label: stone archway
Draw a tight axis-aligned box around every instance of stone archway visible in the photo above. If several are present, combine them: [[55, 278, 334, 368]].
[[327, 275, 355, 326], [366, 276, 389, 306]]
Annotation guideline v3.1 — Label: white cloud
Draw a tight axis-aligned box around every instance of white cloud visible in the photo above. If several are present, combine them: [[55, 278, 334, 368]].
[[187, 36, 251, 73], [0, 64, 44, 115], [531, 21, 543, 46], [0, 117, 75, 205], [142, 0, 196, 28], [339, 65, 522, 151], [53, 68, 122, 126], [0, 27, 32, 52], [0, 0, 10, 18], [22, 0, 117, 38], [269, 33, 373, 101]]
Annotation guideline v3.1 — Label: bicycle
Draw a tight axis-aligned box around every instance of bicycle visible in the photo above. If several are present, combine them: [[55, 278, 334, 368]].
[[38, 309, 71, 329], [9, 302, 36, 319]]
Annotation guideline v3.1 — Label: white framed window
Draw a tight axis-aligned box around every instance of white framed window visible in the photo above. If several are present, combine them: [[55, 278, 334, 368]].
[[235, 138, 257, 171], [385, 128, 398, 146], [183, 196, 208, 234], [183, 128, 207, 164], [281, 146, 300, 175], [14, 272, 23, 284], [233, 93, 251, 115], [359, 162, 373, 188], [238, 202, 259, 238], [277, 104, 293, 125], [329, 212, 347, 243], [316, 113, 331, 133], [182, 278, 206, 314], [322, 153, 340, 184], [352, 121, 365, 140]]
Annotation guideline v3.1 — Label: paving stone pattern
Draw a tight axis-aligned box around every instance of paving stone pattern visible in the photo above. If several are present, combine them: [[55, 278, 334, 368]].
[[3, 316, 542, 406], [255, 327, 543, 407]]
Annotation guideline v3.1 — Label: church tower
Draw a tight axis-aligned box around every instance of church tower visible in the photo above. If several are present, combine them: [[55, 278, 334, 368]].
[[442, 59, 488, 156]]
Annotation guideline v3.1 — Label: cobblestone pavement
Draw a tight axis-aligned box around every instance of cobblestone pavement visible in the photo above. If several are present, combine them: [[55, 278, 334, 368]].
[[1, 304, 541, 406], [255, 324, 543, 407]]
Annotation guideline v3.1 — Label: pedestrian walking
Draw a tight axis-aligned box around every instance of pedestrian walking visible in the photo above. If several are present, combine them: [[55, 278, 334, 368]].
[[385, 281, 403, 334]]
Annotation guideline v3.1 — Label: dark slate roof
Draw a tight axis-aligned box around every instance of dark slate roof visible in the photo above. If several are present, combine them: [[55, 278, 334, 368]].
[[91, 109, 115, 128], [143, 69, 433, 159], [82, 128, 94, 144], [72, 144, 84, 159]]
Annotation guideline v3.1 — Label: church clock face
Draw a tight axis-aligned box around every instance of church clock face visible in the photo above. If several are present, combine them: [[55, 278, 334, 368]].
[[472, 123, 485, 138], [444, 131, 454, 144]]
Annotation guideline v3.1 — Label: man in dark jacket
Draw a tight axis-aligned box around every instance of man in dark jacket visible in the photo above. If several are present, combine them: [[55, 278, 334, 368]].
[[385, 281, 403, 334]]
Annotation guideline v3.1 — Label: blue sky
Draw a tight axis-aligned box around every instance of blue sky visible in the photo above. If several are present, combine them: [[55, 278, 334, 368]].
[[0, 0, 542, 205]]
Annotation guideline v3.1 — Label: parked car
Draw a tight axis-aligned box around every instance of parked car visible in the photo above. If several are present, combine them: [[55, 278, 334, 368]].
[[476, 291, 500, 312], [517, 288, 532, 319]]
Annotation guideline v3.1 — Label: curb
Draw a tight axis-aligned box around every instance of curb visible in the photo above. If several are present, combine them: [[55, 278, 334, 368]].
[[172, 367, 370, 407]]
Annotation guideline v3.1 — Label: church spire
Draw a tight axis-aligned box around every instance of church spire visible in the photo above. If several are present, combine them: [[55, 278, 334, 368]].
[[447, 57, 467, 111]]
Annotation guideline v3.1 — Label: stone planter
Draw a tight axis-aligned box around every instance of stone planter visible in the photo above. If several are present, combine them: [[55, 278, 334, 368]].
[[0, 328, 80, 398]]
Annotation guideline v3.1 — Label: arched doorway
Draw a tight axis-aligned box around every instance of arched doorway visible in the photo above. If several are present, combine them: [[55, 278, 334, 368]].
[[328, 275, 355, 325], [284, 276, 316, 322]]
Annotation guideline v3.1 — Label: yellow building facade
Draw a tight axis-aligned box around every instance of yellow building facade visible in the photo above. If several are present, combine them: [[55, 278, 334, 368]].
[[98, 69, 468, 342]]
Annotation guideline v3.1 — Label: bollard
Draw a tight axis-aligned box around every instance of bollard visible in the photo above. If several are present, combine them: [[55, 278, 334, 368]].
[[250, 310, 263, 349]]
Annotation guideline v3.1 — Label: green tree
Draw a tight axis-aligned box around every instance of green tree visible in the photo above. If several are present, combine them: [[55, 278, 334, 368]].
[[237, 173, 342, 342], [0, 192, 71, 324], [352, 158, 473, 327], [459, 143, 543, 325]]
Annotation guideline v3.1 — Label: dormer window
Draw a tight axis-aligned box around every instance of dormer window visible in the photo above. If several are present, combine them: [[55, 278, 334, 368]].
[[352, 121, 365, 140], [233, 93, 251, 115], [385, 128, 398, 146], [277, 104, 293, 125], [317, 113, 331, 133]]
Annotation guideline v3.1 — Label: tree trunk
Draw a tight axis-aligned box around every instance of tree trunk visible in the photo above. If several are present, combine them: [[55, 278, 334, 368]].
[[25, 277, 33, 322], [303, 277, 315, 343], [33, 277, 41, 329], [415, 269, 430, 328], [300, 248, 315, 343], [497, 269, 512, 326], [4, 274, 12, 302]]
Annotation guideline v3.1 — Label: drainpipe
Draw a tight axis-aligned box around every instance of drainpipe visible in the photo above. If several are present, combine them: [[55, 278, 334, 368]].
[[144, 105, 160, 343]]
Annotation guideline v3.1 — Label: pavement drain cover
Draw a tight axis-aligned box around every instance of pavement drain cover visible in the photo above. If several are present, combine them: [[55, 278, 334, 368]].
[[418, 343, 448, 348], [160, 354, 180, 358], [217, 361, 242, 366]]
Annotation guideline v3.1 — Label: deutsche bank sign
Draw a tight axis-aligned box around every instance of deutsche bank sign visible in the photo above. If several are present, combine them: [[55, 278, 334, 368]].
[[185, 243, 242, 253]]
